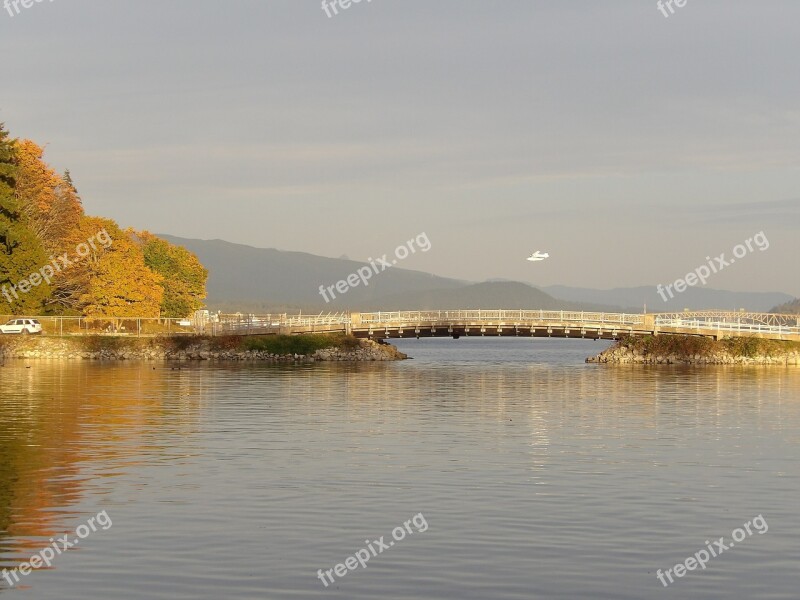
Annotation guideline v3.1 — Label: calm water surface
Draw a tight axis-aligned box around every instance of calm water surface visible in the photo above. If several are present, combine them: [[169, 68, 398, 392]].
[[1, 338, 799, 599]]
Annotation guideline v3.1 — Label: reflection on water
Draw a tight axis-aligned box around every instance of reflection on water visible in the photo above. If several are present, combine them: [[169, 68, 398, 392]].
[[0, 363, 207, 567], [1, 338, 799, 599]]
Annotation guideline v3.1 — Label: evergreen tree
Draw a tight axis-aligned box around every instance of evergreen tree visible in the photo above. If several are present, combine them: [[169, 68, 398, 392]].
[[0, 124, 51, 314], [63, 169, 78, 195]]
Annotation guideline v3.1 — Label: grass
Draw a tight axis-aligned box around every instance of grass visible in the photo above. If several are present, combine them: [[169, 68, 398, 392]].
[[618, 335, 800, 358], [155, 333, 362, 355], [619, 334, 716, 357], [80, 333, 362, 355], [240, 333, 360, 355], [719, 337, 800, 358]]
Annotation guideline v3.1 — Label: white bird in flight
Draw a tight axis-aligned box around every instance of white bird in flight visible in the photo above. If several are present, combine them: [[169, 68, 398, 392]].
[[526, 251, 550, 262]]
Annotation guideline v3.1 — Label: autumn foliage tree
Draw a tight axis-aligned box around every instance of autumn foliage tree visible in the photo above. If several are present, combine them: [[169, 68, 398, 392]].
[[0, 123, 208, 318], [139, 231, 208, 318], [14, 140, 83, 254], [78, 219, 164, 318], [12, 139, 87, 312]]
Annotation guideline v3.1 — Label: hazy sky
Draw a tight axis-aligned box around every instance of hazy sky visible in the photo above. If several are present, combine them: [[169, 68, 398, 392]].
[[2, 1, 798, 295]]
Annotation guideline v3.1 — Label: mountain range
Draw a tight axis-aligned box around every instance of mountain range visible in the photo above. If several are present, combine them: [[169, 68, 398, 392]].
[[159, 235, 795, 314]]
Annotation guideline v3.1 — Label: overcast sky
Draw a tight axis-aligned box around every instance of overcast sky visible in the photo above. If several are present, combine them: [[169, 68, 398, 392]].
[[1, 0, 798, 295]]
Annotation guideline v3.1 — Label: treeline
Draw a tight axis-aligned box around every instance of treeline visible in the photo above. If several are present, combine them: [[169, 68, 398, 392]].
[[771, 298, 800, 315], [0, 123, 207, 318]]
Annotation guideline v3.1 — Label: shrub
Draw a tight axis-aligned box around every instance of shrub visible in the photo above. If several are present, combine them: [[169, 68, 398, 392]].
[[209, 335, 244, 351], [619, 334, 714, 357], [154, 335, 196, 351], [720, 337, 800, 358], [242, 333, 360, 355]]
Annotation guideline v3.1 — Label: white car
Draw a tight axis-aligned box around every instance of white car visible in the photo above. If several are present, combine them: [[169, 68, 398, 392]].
[[0, 318, 43, 335]]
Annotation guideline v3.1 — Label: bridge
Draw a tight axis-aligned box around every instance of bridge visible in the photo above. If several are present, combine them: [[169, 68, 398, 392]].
[[216, 310, 800, 342]]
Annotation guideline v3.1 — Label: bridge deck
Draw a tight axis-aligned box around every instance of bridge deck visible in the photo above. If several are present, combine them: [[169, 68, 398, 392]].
[[216, 310, 800, 342]]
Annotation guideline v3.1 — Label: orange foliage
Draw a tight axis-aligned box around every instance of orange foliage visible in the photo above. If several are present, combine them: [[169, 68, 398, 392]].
[[8, 134, 199, 317], [78, 220, 164, 318], [14, 140, 82, 254]]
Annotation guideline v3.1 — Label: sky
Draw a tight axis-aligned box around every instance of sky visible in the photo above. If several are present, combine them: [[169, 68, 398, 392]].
[[1, 0, 798, 296]]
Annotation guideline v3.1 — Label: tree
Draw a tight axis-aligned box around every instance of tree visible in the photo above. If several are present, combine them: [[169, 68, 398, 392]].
[[771, 298, 800, 315], [15, 139, 83, 254], [63, 169, 78, 195], [2, 124, 208, 319], [139, 231, 208, 318], [78, 219, 164, 318], [0, 125, 51, 314], [13, 140, 86, 312]]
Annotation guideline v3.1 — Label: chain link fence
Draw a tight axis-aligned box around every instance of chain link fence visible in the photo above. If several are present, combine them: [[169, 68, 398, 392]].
[[0, 315, 205, 337]]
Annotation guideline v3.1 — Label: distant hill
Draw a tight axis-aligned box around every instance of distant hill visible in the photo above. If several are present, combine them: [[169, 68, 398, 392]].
[[158, 236, 614, 313], [543, 285, 793, 313], [158, 235, 466, 312], [771, 298, 800, 314]]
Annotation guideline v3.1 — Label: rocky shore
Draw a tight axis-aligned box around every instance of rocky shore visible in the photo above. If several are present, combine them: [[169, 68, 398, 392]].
[[0, 336, 407, 362], [587, 335, 800, 365]]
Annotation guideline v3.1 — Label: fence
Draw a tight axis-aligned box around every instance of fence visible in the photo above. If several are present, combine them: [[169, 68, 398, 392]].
[[0, 316, 199, 337], [216, 312, 350, 335], [356, 310, 646, 326]]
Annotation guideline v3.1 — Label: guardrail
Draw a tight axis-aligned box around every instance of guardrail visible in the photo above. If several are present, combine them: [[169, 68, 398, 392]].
[[655, 316, 800, 336], [357, 310, 646, 326], [217, 312, 351, 333], [655, 311, 799, 328]]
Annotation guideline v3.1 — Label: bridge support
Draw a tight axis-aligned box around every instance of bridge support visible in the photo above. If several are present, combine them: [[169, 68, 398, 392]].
[[347, 312, 362, 336]]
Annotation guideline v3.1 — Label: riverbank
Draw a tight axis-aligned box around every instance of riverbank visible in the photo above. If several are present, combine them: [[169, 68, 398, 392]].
[[0, 334, 408, 362], [587, 335, 800, 365]]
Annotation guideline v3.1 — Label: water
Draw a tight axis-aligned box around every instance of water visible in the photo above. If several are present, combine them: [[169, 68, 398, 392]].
[[1, 338, 799, 599]]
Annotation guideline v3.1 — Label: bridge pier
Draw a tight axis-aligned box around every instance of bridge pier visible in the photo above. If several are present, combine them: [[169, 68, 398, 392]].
[[347, 312, 361, 336]]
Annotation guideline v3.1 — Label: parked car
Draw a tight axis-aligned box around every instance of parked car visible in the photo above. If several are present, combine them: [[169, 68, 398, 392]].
[[0, 318, 43, 335]]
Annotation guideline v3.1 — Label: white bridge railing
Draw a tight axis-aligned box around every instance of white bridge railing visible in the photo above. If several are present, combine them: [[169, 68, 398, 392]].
[[655, 313, 800, 336], [357, 310, 645, 326], [218, 312, 351, 333]]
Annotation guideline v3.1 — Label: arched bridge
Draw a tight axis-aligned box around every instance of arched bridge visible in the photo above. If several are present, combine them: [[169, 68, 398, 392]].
[[217, 310, 800, 342]]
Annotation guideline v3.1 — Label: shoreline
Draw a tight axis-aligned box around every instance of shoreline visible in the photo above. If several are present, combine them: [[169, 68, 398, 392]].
[[0, 335, 408, 362]]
